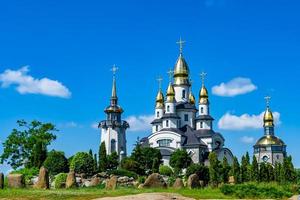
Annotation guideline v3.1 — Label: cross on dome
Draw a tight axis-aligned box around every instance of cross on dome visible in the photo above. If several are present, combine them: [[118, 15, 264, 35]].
[[167, 69, 174, 82], [200, 72, 207, 85], [111, 64, 119, 76], [265, 96, 271, 108], [176, 37, 185, 54], [156, 76, 163, 90]]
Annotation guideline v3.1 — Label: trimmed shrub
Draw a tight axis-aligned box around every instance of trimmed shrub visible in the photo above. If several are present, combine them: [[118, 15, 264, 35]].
[[109, 169, 137, 179], [11, 167, 39, 185], [70, 152, 94, 175], [54, 173, 67, 189], [43, 150, 69, 176], [159, 165, 173, 176]]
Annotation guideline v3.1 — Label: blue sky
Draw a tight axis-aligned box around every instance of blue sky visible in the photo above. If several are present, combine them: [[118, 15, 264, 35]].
[[1, 0, 300, 173]]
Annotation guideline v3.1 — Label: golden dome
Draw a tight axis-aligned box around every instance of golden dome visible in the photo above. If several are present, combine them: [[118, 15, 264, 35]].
[[173, 54, 190, 85], [255, 135, 285, 146], [189, 92, 195, 104], [156, 90, 164, 108], [199, 86, 209, 104], [105, 105, 123, 113], [166, 83, 175, 102], [264, 107, 274, 127]]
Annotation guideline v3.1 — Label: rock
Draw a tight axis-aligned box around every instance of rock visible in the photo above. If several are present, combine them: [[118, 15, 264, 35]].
[[7, 174, 25, 188], [118, 176, 129, 183], [98, 172, 109, 178], [138, 183, 144, 189], [90, 177, 101, 187], [143, 173, 167, 189], [187, 174, 200, 189], [0, 173, 4, 189], [199, 180, 205, 187], [34, 167, 50, 189], [105, 176, 117, 190], [173, 178, 184, 189], [31, 176, 39, 186], [83, 180, 92, 187], [228, 176, 235, 185], [66, 170, 77, 188]]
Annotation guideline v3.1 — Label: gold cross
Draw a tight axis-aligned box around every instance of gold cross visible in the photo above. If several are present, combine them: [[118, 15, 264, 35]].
[[200, 72, 207, 85], [264, 96, 271, 107], [167, 69, 174, 82], [111, 64, 118, 76], [156, 76, 163, 89], [176, 37, 185, 54]]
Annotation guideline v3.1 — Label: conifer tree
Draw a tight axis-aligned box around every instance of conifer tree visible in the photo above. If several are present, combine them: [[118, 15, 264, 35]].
[[98, 142, 107, 172], [267, 163, 274, 181], [251, 155, 259, 182], [282, 156, 297, 183], [221, 157, 230, 183], [231, 156, 240, 184], [259, 162, 269, 182], [208, 152, 221, 187], [93, 153, 98, 173]]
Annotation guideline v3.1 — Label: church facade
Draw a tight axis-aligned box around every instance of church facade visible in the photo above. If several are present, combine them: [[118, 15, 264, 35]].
[[140, 41, 234, 166], [254, 98, 286, 166]]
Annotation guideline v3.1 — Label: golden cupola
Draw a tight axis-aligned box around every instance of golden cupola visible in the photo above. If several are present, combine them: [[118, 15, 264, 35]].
[[199, 86, 209, 104], [173, 53, 190, 85], [155, 90, 164, 108], [166, 83, 175, 102], [189, 92, 196, 105], [263, 97, 274, 128]]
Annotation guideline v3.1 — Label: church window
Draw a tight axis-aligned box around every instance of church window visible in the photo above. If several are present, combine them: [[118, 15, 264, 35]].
[[166, 120, 169, 127], [157, 139, 172, 147], [262, 155, 269, 162], [111, 139, 116, 153], [167, 105, 170, 112], [156, 111, 159, 118], [201, 107, 204, 114], [182, 90, 186, 98], [200, 122, 203, 128], [155, 125, 158, 131], [276, 155, 280, 159], [184, 114, 188, 122]]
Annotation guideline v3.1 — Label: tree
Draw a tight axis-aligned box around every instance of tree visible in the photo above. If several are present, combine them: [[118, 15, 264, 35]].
[[121, 157, 139, 173], [259, 162, 269, 182], [98, 142, 107, 172], [282, 156, 297, 183], [241, 153, 250, 183], [251, 156, 259, 182], [130, 143, 145, 175], [221, 157, 230, 184], [208, 152, 221, 187], [89, 149, 93, 160], [186, 163, 209, 184], [70, 152, 94, 175], [107, 152, 119, 170], [0, 120, 57, 169], [267, 163, 274, 181], [274, 162, 282, 183], [169, 149, 192, 175], [231, 156, 240, 184], [43, 150, 69, 176], [93, 154, 98, 173]]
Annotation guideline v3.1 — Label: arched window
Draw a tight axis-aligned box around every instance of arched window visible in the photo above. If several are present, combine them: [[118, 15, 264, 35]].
[[111, 139, 116, 153], [157, 139, 172, 147], [166, 120, 169, 127], [200, 122, 203, 128], [156, 111, 159, 118], [184, 114, 188, 122], [201, 107, 204, 114], [167, 105, 170, 112], [182, 90, 186, 99]]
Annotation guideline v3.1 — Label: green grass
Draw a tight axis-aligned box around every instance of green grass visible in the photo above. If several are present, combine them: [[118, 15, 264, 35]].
[[0, 187, 230, 200]]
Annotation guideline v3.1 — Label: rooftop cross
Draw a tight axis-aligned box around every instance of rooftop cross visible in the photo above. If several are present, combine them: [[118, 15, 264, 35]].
[[167, 69, 174, 82], [111, 64, 119, 76], [265, 96, 271, 108], [156, 76, 163, 90], [200, 72, 207, 85], [176, 37, 185, 54]]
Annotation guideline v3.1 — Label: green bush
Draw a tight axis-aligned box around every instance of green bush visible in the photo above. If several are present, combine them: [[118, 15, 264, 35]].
[[159, 165, 173, 176], [70, 152, 94, 175], [167, 176, 176, 186], [11, 167, 39, 185], [137, 176, 146, 184], [43, 150, 69, 176], [186, 163, 209, 184], [109, 169, 137, 179], [54, 173, 67, 189], [220, 183, 293, 199]]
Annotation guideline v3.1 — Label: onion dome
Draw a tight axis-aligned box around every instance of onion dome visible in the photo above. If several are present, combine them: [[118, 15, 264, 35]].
[[173, 54, 190, 85], [199, 86, 209, 104], [255, 135, 285, 146], [264, 107, 274, 127], [189, 92, 196, 105], [155, 90, 164, 108], [166, 83, 175, 102]]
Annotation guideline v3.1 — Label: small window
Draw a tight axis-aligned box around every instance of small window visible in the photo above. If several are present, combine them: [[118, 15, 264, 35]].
[[166, 120, 169, 127], [155, 125, 158, 131], [111, 139, 116, 153], [156, 111, 159, 118], [167, 105, 170, 112], [157, 139, 172, 147], [201, 107, 204, 114], [184, 114, 188, 122], [200, 122, 203, 128], [182, 90, 186, 98]]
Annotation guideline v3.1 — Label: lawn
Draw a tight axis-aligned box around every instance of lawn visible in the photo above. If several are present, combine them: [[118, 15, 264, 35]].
[[0, 187, 231, 200]]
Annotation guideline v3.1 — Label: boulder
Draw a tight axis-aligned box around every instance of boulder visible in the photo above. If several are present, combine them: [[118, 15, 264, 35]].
[[228, 176, 235, 185], [0, 173, 4, 189], [187, 174, 200, 189], [143, 173, 167, 188], [7, 174, 25, 188], [173, 178, 184, 189], [138, 183, 144, 189], [105, 176, 117, 190], [34, 167, 50, 189], [66, 170, 77, 188], [90, 177, 101, 187], [98, 172, 109, 178], [118, 176, 129, 183]]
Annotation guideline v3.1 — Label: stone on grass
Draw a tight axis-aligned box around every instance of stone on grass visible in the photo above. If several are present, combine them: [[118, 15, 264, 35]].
[[228, 176, 235, 185], [34, 167, 50, 189], [66, 170, 77, 188], [143, 173, 167, 189], [187, 174, 199, 189], [7, 174, 25, 188], [173, 178, 184, 189], [106, 176, 117, 190], [0, 173, 4, 189], [90, 177, 101, 187]]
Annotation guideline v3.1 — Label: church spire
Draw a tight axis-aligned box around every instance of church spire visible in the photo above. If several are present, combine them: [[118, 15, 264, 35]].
[[263, 96, 274, 129], [166, 69, 175, 102], [155, 76, 164, 108], [110, 65, 118, 106]]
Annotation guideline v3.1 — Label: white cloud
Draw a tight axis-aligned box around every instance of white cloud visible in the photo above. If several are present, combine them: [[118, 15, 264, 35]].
[[212, 77, 257, 97], [0, 66, 71, 98], [125, 115, 154, 132], [218, 111, 281, 131], [91, 122, 99, 130], [240, 136, 255, 144]]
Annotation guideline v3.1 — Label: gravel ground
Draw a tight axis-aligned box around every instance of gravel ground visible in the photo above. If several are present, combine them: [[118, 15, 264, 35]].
[[94, 193, 195, 200]]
